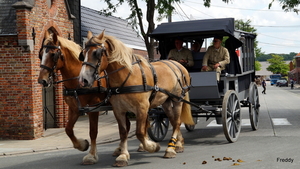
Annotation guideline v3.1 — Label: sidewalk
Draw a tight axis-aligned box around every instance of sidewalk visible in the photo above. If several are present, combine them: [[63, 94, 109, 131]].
[[0, 111, 136, 157]]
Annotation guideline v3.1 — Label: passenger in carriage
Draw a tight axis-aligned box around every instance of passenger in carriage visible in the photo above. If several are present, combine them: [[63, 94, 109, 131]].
[[201, 35, 230, 81], [191, 41, 201, 54], [167, 37, 194, 67]]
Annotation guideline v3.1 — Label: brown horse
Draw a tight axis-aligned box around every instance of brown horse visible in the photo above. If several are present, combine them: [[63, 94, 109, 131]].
[[37, 31, 107, 164], [78, 30, 194, 167]]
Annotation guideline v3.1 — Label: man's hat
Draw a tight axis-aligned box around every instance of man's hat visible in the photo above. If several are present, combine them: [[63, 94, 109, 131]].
[[214, 35, 223, 41], [175, 36, 183, 41]]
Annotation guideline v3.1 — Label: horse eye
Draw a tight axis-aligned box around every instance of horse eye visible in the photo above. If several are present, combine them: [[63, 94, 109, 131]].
[[93, 51, 98, 58]]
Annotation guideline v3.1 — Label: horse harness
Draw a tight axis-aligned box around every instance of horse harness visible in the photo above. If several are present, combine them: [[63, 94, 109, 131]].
[[40, 44, 108, 114], [80, 41, 191, 103]]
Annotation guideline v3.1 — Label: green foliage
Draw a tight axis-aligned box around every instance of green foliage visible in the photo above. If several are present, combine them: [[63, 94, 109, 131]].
[[266, 54, 289, 75], [269, 0, 300, 13], [255, 61, 262, 71], [256, 52, 297, 61]]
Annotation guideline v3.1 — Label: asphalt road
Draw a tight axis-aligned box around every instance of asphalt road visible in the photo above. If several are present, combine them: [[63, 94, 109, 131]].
[[0, 83, 299, 169]]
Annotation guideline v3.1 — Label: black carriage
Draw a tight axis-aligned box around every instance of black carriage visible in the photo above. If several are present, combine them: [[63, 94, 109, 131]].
[[147, 18, 260, 143]]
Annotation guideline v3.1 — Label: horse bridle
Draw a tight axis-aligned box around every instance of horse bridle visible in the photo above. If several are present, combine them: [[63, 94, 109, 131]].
[[40, 45, 62, 72], [79, 42, 107, 80], [39, 45, 63, 86]]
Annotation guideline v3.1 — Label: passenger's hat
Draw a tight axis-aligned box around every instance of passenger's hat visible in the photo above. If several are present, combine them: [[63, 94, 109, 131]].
[[175, 36, 183, 41], [214, 35, 223, 41]]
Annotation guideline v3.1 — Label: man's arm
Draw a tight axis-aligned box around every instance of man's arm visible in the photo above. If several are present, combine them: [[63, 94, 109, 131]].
[[201, 47, 211, 70], [218, 47, 230, 68], [167, 49, 175, 60], [186, 50, 194, 67]]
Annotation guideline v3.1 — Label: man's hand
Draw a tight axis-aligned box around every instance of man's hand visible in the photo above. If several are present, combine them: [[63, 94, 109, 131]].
[[214, 63, 220, 69], [179, 59, 187, 64], [202, 65, 208, 71]]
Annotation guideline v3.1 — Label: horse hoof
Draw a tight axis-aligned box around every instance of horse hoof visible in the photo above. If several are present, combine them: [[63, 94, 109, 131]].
[[137, 146, 146, 152], [82, 139, 89, 151], [82, 154, 98, 165], [154, 143, 160, 152], [163, 151, 177, 158], [175, 146, 184, 153], [113, 160, 128, 167], [76, 139, 89, 151], [81, 160, 96, 165], [112, 148, 121, 157]]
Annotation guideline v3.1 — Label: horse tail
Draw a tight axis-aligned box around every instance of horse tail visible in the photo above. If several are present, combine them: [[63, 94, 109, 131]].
[[180, 92, 194, 125]]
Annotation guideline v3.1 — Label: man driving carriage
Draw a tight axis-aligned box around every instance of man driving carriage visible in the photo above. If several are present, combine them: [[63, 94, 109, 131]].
[[167, 37, 194, 67], [201, 35, 230, 81]]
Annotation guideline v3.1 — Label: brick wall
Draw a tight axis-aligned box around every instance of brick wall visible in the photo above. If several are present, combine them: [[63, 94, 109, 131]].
[[0, 0, 73, 140], [133, 49, 160, 60]]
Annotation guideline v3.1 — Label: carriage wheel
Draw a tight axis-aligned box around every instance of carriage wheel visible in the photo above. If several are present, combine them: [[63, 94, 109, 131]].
[[185, 116, 198, 131], [222, 90, 241, 143], [249, 82, 260, 130], [147, 108, 169, 142]]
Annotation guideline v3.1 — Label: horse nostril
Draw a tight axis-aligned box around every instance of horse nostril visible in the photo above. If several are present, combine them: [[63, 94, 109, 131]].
[[38, 79, 49, 87], [83, 79, 89, 86]]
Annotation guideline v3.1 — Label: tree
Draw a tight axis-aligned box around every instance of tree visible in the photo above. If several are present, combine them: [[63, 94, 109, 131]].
[[100, 0, 174, 60], [267, 54, 289, 75], [234, 19, 263, 71], [269, 0, 300, 13], [99, 0, 299, 60], [100, 0, 230, 60]]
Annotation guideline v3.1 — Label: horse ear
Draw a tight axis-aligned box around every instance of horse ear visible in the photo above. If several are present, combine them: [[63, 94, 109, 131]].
[[87, 31, 93, 40], [45, 31, 50, 39], [53, 32, 58, 44], [79, 51, 84, 61], [98, 29, 105, 41], [106, 39, 114, 51]]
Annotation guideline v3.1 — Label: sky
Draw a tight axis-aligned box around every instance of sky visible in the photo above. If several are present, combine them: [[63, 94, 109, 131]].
[[81, 0, 300, 54]]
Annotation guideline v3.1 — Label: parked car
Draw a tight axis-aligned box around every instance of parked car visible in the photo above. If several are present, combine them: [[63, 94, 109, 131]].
[[276, 80, 288, 87]]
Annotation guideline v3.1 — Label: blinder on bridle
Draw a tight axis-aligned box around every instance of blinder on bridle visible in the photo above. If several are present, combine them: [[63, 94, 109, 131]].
[[79, 42, 107, 80], [79, 43, 106, 67], [39, 45, 63, 72]]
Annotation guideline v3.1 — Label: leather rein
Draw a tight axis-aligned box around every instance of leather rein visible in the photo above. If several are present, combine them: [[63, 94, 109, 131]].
[[40, 44, 109, 114], [81, 42, 191, 103]]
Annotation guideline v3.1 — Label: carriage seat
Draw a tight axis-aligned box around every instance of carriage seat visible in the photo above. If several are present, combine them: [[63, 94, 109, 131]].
[[188, 52, 205, 72]]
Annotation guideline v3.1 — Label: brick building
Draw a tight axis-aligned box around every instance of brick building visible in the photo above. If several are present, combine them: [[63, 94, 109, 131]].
[[0, 0, 148, 140], [289, 53, 300, 84]]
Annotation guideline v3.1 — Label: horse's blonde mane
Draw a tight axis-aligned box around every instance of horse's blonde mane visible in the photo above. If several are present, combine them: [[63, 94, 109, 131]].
[[93, 35, 149, 71], [56, 36, 82, 61]]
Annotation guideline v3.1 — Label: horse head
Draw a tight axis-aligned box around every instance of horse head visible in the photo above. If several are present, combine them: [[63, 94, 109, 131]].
[[38, 31, 65, 87], [79, 30, 111, 87]]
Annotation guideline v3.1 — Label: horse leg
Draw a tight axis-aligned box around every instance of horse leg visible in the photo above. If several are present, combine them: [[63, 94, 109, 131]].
[[112, 115, 131, 156], [82, 111, 99, 165], [112, 111, 130, 167], [65, 109, 89, 151], [162, 101, 182, 158], [135, 109, 160, 153], [175, 130, 184, 153]]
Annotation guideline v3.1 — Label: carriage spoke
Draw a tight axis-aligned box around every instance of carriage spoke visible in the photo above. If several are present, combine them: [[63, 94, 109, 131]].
[[223, 91, 241, 142]]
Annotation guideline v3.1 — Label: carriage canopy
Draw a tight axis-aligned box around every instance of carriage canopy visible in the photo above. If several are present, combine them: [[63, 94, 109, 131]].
[[149, 18, 236, 40]]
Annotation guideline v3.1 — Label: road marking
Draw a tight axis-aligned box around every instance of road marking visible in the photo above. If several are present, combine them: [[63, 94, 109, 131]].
[[207, 119, 251, 127], [272, 118, 292, 125], [206, 118, 292, 127]]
